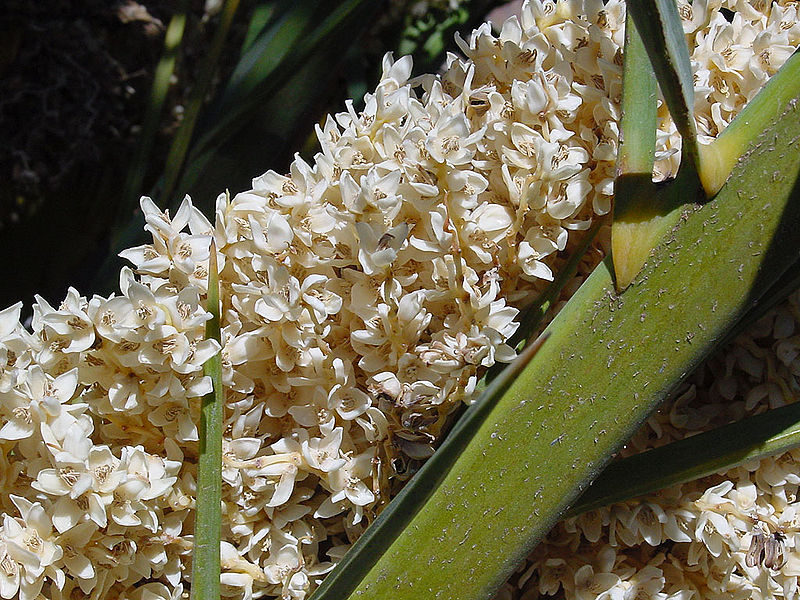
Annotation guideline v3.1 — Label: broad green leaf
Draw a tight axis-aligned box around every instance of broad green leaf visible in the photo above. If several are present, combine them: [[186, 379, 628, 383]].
[[191, 240, 224, 600], [570, 401, 800, 516], [334, 86, 800, 600], [626, 0, 701, 183]]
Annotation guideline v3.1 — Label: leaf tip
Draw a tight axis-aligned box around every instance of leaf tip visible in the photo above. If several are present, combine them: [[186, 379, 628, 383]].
[[698, 138, 735, 198], [611, 209, 668, 292]]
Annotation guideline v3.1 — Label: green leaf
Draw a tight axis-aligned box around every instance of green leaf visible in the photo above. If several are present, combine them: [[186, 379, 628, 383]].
[[626, 0, 701, 183], [184, 0, 374, 174], [335, 84, 800, 600], [570, 401, 800, 516], [212, 0, 318, 117], [180, 0, 377, 204], [615, 12, 657, 179], [611, 10, 662, 290], [93, 0, 377, 292], [720, 257, 800, 348], [120, 6, 188, 228], [241, 3, 280, 53], [191, 239, 224, 600]]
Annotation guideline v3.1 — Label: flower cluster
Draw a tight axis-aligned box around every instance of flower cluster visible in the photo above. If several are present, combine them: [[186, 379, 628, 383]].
[[0, 0, 797, 599], [0, 265, 215, 600]]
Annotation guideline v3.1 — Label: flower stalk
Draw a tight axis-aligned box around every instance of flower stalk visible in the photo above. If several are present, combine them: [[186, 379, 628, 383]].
[[191, 240, 223, 600]]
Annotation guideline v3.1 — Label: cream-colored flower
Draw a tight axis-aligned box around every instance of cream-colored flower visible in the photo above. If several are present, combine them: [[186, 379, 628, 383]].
[[0, 366, 81, 443], [1, 497, 63, 600]]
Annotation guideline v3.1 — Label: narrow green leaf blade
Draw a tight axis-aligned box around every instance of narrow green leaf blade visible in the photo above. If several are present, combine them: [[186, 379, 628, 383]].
[[626, 0, 701, 180], [119, 7, 188, 227], [616, 12, 656, 178], [187, 0, 373, 165], [214, 0, 317, 115], [570, 402, 800, 516], [191, 240, 223, 600], [161, 0, 242, 204], [611, 10, 662, 290], [241, 3, 279, 52]]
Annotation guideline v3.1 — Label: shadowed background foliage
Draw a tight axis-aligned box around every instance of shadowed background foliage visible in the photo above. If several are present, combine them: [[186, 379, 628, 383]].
[[0, 0, 505, 313]]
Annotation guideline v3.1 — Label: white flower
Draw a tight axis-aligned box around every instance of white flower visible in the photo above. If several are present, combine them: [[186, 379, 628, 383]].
[[425, 107, 485, 166], [264, 543, 302, 586], [0, 366, 81, 442], [573, 564, 621, 600], [0, 541, 20, 600], [1, 496, 63, 600], [301, 428, 346, 473], [125, 582, 185, 600], [355, 221, 409, 275], [56, 522, 96, 581], [148, 402, 198, 442], [35, 289, 95, 353], [0, 303, 37, 394]]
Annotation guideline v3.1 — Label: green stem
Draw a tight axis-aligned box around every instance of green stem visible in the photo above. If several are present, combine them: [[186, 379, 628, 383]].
[[191, 240, 223, 600]]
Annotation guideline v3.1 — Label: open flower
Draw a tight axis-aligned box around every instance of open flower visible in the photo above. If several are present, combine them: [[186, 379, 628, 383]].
[[354, 221, 409, 275]]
